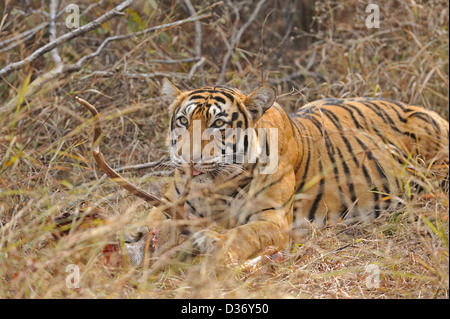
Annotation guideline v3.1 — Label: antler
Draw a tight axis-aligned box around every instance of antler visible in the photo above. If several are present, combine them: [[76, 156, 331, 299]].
[[75, 96, 164, 207]]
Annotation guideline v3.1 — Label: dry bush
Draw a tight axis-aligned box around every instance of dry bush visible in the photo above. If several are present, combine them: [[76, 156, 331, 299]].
[[0, 0, 448, 298]]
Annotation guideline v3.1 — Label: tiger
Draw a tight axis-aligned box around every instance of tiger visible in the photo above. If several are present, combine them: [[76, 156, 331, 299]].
[[125, 78, 449, 265]]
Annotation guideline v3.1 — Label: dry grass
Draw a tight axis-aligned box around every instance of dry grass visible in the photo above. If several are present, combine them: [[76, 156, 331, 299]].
[[0, 0, 448, 299]]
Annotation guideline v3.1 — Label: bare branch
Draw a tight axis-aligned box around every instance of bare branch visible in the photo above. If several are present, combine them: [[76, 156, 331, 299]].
[[149, 57, 200, 64], [188, 56, 206, 79], [183, 0, 203, 78], [79, 70, 194, 79], [182, 0, 202, 58], [0, 0, 134, 78], [81, 0, 106, 16], [49, 0, 62, 66], [114, 156, 169, 172]]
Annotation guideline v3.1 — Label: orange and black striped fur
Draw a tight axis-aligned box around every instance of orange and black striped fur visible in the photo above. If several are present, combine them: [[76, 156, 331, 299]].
[[146, 78, 449, 262]]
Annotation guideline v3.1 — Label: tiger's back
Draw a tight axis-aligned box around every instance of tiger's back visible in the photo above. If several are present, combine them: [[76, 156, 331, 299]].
[[288, 97, 449, 237]]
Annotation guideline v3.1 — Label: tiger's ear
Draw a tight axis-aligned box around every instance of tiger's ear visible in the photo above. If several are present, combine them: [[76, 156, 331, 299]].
[[161, 78, 182, 102], [244, 86, 277, 121]]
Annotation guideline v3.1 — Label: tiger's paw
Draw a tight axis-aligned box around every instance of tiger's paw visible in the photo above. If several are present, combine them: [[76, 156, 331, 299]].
[[191, 229, 225, 255]]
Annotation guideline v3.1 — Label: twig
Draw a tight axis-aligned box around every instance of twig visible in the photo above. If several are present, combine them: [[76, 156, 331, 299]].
[[81, 0, 106, 16], [259, 9, 273, 83], [79, 70, 193, 79], [149, 57, 200, 64], [114, 156, 169, 172], [188, 57, 206, 78]]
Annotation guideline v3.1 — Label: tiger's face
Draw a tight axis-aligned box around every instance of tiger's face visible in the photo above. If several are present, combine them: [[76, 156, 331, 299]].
[[162, 78, 276, 184]]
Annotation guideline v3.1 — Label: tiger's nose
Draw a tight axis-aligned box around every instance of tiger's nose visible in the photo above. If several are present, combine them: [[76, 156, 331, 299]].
[[181, 155, 202, 164], [191, 155, 202, 163]]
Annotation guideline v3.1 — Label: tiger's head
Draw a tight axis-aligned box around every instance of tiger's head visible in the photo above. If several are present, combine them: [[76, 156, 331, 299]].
[[161, 78, 277, 184]]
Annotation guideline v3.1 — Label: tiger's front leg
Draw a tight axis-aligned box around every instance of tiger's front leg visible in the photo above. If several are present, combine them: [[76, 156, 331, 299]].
[[190, 169, 295, 262], [192, 210, 290, 262]]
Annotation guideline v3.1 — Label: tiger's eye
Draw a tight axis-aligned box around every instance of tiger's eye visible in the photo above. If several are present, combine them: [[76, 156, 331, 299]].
[[178, 116, 188, 125], [213, 119, 224, 127]]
